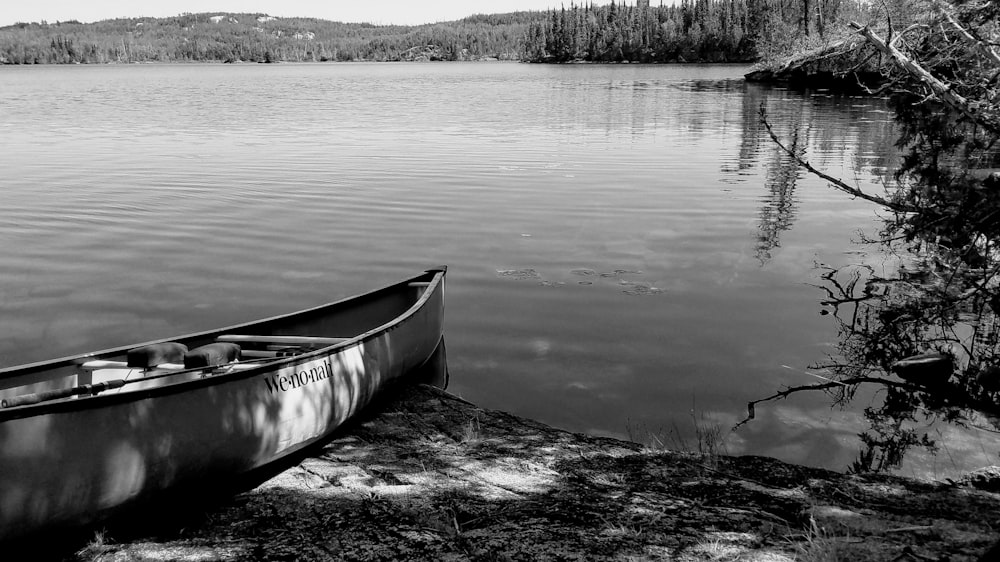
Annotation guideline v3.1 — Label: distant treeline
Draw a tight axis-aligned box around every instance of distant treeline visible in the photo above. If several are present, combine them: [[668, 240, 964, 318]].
[[525, 0, 872, 63], [0, 12, 537, 64], [527, 0, 757, 62], [0, 1, 869, 65]]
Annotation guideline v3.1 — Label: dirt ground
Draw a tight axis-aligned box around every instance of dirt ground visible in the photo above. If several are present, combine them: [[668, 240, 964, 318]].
[[71, 384, 1000, 561]]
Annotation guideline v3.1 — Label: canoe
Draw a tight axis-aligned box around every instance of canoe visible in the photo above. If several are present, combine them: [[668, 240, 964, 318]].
[[0, 266, 447, 542]]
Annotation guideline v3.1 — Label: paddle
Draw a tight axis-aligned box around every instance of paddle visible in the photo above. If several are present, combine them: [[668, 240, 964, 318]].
[[1, 380, 126, 408], [0, 356, 287, 409]]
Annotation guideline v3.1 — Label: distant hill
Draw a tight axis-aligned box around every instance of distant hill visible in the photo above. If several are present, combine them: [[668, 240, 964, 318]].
[[0, 12, 542, 64]]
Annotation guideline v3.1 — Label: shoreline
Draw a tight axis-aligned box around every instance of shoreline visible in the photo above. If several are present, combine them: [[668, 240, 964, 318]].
[[73, 383, 999, 561], [0, 59, 755, 66]]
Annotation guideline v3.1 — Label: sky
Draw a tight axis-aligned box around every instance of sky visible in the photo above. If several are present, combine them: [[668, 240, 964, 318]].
[[0, 1, 574, 27]]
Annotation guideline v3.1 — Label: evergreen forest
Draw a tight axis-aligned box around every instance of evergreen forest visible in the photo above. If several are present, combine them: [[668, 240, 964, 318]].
[[0, 0, 872, 65]]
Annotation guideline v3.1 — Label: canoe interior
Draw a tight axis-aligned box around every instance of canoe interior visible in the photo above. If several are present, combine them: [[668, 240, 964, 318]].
[[0, 268, 444, 411]]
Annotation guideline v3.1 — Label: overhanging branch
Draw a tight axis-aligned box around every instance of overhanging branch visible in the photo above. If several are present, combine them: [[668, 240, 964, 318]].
[[759, 106, 918, 213]]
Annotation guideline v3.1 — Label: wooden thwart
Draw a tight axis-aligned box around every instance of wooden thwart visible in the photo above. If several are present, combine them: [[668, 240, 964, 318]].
[[217, 335, 350, 346], [241, 350, 304, 359]]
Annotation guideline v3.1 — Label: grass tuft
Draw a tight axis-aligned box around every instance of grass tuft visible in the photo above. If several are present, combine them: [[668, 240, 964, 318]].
[[625, 399, 731, 466], [461, 415, 482, 443], [792, 517, 852, 562]]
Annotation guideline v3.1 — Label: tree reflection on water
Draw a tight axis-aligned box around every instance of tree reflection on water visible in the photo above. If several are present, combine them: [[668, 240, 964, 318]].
[[741, 0, 1000, 472], [740, 169, 1000, 472], [736, 81, 899, 265], [742, 144, 1000, 473], [809, 243, 1000, 472]]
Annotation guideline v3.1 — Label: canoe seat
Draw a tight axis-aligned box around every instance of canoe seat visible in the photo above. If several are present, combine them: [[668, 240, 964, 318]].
[[184, 342, 242, 369], [80, 359, 184, 371], [127, 342, 188, 368], [81, 360, 186, 372], [81, 360, 130, 371]]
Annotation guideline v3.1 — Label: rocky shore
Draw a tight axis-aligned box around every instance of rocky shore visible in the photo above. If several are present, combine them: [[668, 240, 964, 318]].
[[744, 36, 884, 92], [73, 384, 999, 561]]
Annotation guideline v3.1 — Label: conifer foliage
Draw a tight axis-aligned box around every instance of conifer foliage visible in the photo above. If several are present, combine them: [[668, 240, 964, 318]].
[[523, 0, 869, 63], [526, 0, 755, 62]]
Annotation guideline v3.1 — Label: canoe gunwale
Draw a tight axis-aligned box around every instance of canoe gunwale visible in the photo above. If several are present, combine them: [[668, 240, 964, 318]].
[[0, 267, 446, 422]]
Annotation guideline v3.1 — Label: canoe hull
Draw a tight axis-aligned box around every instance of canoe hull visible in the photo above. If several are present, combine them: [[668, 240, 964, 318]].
[[0, 268, 445, 541]]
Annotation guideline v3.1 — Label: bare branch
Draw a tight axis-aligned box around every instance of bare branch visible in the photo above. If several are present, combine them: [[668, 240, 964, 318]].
[[733, 376, 925, 430], [933, 0, 1000, 68], [890, 24, 931, 49]]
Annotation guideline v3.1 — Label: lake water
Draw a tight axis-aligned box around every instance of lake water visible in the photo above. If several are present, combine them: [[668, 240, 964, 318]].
[[1, 62, 995, 478]]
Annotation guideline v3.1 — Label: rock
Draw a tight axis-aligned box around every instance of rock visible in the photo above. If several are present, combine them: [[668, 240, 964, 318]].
[[958, 466, 1000, 492], [746, 36, 885, 91], [891, 352, 954, 385]]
